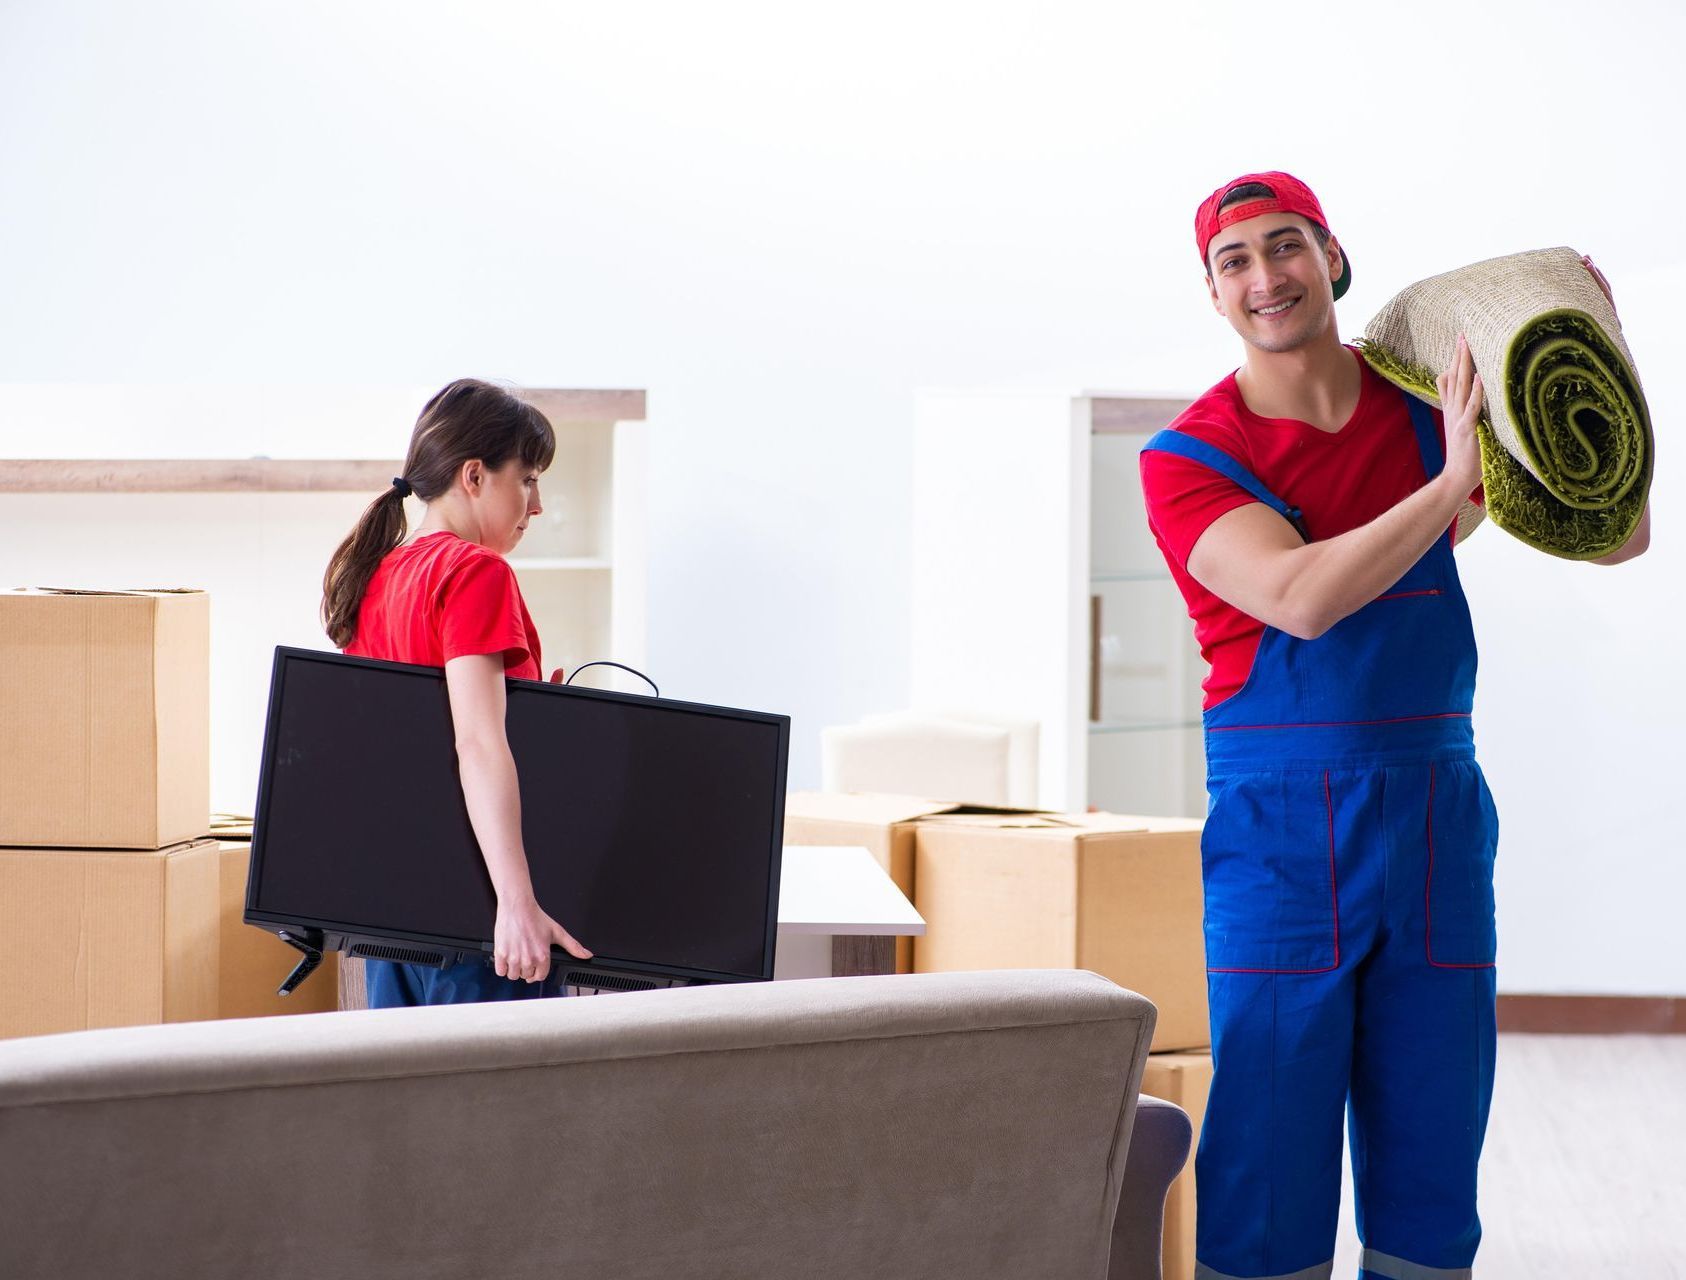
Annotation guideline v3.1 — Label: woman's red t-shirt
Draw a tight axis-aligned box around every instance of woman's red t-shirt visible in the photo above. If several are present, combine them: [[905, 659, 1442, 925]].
[[344, 530, 542, 680]]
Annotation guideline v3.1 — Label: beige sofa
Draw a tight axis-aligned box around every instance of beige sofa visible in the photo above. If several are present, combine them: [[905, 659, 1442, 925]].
[[0, 969, 1189, 1280]]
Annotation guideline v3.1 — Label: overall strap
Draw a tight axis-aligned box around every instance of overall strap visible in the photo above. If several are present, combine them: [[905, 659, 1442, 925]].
[[1402, 389, 1444, 479], [1142, 429, 1310, 542]]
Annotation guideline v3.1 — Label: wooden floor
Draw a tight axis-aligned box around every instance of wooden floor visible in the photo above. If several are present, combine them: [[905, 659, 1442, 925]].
[[1331, 1034, 1686, 1277]]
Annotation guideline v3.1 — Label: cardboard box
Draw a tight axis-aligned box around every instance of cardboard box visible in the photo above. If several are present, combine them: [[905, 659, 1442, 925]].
[[913, 811, 1209, 1051], [217, 840, 339, 1018], [1140, 1051, 1213, 1280], [0, 839, 220, 1040], [782, 792, 1034, 973], [0, 588, 210, 849]]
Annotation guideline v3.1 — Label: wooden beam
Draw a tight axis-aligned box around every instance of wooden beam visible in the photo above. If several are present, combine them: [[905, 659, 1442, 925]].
[[1496, 994, 1686, 1035], [0, 387, 647, 493], [0, 459, 404, 493]]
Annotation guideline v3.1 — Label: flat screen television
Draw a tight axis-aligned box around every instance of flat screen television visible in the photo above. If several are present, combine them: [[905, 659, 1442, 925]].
[[246, 647, 789, 994]]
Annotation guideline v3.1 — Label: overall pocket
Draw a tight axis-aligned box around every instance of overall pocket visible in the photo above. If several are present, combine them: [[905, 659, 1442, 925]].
[[1425, 761, 1499, 968], [1201, 770, 1340, 973]]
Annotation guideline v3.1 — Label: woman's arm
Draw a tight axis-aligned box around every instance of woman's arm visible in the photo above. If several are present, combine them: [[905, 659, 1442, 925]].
[[445, 652, 592, 982]]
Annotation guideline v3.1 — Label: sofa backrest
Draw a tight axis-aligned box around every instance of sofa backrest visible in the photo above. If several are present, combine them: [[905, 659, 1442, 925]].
[[0, 969, 1156, 1280]]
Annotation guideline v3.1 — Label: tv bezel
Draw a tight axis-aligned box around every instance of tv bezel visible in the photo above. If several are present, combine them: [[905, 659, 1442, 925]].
[[245, 646, 789, 988]]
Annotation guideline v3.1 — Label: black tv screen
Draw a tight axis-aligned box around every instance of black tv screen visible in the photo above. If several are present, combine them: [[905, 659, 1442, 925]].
[[247, 647, 789, 985]]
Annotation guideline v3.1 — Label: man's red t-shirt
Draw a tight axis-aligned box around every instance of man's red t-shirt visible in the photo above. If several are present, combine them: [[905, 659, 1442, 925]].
[[344, 530, 542, 680], [1140, 348, 1477, 710]]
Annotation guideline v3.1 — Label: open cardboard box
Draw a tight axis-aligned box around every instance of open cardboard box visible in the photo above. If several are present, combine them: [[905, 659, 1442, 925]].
[[782, 792, 1048, 974], [914, 809, 1209, 1051]]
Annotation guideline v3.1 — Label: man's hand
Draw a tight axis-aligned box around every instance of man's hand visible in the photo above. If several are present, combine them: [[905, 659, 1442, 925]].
[[1436, 334, 1484, 497], [1582, 254, 1615, 309], [494, 893, 592, 984]]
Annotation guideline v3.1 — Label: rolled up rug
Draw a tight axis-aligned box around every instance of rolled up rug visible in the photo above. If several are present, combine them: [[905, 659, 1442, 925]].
[[1356, 246, 1652, 559]]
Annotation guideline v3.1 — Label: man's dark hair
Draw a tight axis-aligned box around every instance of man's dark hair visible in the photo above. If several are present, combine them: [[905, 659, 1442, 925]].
[[1206, 181, 1331, 276]]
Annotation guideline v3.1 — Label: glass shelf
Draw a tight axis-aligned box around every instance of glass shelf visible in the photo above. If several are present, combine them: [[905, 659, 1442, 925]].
[[1090, 570, 1170, 584], [508, 557, 612, 571], [1088, 717, 1200, 735]]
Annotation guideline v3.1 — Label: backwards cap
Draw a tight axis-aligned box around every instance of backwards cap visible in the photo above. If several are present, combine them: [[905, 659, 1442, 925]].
[[1195, 170, 1351, 300]]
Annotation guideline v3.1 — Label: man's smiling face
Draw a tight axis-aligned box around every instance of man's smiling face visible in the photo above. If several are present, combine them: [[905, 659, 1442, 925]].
[[1205, 211, 1345, 353]]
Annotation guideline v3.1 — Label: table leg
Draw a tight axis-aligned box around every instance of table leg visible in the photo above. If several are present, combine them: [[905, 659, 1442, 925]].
[[831, 935, 895, 977], [339, 956, 368, 1010]]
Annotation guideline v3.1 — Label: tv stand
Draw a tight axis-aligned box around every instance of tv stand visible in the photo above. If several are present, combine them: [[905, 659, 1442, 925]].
[[276, 928, 325, 995]]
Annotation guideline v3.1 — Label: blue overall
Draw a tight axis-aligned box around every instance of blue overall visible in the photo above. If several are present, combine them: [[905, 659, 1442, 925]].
[[1143, 393, 1499, 1280]]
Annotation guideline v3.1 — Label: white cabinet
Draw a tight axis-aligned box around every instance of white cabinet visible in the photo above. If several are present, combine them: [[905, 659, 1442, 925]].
[[910, 391, 1206, 817]]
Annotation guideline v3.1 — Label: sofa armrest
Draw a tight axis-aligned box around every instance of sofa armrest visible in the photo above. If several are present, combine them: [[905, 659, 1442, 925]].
[[1109, 1094, 1193, 1280]]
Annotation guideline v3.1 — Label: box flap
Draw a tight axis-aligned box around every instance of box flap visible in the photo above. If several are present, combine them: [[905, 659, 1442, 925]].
[[785, 791, 1049, 826], [12, 587, 206, 597], [1076, 811, 1204, 834], [917, 811, 1087, 831]]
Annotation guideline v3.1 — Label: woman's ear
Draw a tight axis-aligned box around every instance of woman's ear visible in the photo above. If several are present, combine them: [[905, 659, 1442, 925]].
[[459, 458, 486, 496]]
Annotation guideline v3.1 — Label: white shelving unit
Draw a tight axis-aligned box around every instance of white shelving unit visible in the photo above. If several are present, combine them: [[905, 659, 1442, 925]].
[[910, 390, 1206, 818], [502, 394, 650, 691], [0, 384, 650, 809]]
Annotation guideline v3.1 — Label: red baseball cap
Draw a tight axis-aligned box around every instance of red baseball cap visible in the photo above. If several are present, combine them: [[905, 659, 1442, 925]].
[[1195, 170, 1351, 300]]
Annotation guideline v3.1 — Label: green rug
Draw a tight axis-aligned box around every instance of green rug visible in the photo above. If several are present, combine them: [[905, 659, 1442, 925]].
[[1356, 247, 1652, 560]]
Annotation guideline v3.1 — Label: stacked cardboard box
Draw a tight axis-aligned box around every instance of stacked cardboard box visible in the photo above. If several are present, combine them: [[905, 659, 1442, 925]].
[[0, 588, 221, 1039], [786, 792, 1214, 1273], [215, 836, 340, 1017], [1141, 1051, 1213, 1280]]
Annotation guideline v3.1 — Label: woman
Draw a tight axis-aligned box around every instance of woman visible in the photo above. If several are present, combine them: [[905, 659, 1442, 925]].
[[321, 378, 591, 1006]]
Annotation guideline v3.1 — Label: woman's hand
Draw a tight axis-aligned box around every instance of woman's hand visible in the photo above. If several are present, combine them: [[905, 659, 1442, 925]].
[[494, 893, 593, 984], [1436, 333, 1484, 496]]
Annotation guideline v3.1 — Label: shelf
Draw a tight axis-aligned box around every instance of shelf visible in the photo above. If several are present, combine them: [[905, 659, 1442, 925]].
[[1088, 396, 1192, 435], [1088, 718, 1200, 736], [1091, 570, 1170, 584], [508, 557, 611, 571]]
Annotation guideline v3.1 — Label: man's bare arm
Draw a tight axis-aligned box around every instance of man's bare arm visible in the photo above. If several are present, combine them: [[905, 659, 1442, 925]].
[[1187, 337, 1485, 639]]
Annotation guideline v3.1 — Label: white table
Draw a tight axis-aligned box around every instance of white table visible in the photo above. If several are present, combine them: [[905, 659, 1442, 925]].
[[339, 843, 924, 1007], [773, 844, 926, 980]]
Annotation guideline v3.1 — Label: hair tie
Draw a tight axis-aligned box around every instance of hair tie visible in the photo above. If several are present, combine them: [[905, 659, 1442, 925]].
[[390, 476, 413, 498]]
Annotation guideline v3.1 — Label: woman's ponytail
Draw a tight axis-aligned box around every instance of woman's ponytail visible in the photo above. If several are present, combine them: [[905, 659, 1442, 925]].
[[321, 482, 410, 648], [319, 380, 555, 649]]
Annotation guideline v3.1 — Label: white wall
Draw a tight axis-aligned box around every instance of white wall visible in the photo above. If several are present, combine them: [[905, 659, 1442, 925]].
[[3, 0, 1681, 994]]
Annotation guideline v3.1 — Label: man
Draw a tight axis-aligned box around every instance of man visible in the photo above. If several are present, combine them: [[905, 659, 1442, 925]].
[[1138, 172, 1648, 1280]]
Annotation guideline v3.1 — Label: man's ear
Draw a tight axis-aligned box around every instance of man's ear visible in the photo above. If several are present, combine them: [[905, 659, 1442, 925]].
[[1207, 271, 1225, 317], [1326, 237, 1344, 287]]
